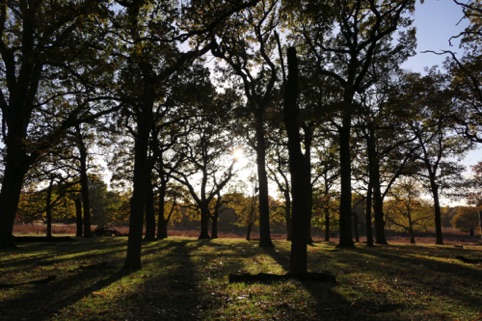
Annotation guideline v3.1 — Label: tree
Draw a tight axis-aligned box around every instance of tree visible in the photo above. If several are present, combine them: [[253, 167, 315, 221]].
[[114, 0, 262, 271], [0, 1, 116, 249], [285, 0, 416, 247], [210, 0, 281, 247], [171, 90, 237, 239], [385, 177, 432, 243], [447, 1, 482, 143], [451, 206, 482, 237], [400, 71, 472, 244]]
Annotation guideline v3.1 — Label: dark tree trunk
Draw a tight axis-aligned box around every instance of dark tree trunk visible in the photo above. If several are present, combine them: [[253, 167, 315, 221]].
[[284, 190, 292, 241], [284, 47, 309, 275], [365, 182, 374, 247], [211, 214, 219, 239], [303, 126, 314, 245], [157, 182, 168, 239], [45, 176, 54, 238], [124, 63, 155, 271], [144, 183, 156, 241], [338, 113, 354, 248], [75, 197, 83, 237], [324, 207, 330, 242], [408, 216, 416, 244], [246, 222, 253, 241], [430, 180, 444, 245], [479, 211, 482, 240], [0, 147, 29, 249], [255, 116, 273, 247], [353, 211, 359, 243], [199, 205, 211, 239], [76, 125, 91, 238], [367, 123, 387, 244]]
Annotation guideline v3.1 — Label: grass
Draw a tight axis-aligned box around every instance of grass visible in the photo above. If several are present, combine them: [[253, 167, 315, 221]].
[[0, 237, 481, 321]]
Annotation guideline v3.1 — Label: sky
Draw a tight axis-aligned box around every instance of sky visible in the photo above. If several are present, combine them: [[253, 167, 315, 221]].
[[404, 0, 481, 170], [404, 0, 467, 71]]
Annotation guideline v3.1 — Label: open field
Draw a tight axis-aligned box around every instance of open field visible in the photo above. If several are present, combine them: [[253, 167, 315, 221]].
[[0, 237, 481, 321]]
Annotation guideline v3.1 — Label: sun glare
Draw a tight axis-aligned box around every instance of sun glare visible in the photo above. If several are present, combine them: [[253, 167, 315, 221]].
[[232, 147, 244, 162]]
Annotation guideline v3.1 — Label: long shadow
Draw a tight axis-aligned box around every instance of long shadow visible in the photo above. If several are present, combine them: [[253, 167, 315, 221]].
[[257, 242, 366, 321]]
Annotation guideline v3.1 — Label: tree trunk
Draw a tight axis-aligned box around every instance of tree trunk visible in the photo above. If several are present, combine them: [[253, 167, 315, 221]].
[[0, 148, 29, 249], [157, 182, 168, 239], [124, 63, 155, 271], [246, 223, 252, 241], [365, 182, 374, 246], [144, 183, 156, 241], [367, 123, 387, 244], [284, 189, 292, 241], [255, 115, 273, 247], [45, 176, 54, 238], [324, 207, 330, 242], [284, 47, 309, 275], [479, 211, 482, 240], [75, 197, 83, 237], [303, 126, 314, 245], [199, 205, 211, 239], [338, 113, 354, 248], [76, 125, 92, 238], [430, 181, 444, 245], [408, 215, 415, 244], [353, 211, 359, 243], [211, 214, 219, 239]]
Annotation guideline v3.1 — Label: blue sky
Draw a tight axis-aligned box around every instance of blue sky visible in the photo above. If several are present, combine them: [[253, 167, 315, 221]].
[[404, 1, 481, 170], [404, 0, 467, 72]]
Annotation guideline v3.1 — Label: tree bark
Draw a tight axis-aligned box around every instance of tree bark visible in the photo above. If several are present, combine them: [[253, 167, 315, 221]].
[[45, 176, 54, 238], [479, 211, 482, 240], [76, 125, 92, 238], [283, 189, 292, 241], [144, 182, 156, 241], [303, 125, 314, 245], [255, 117, 273, 247], [0, 146, 30, 249], [353, 211, 359, 243], [284, 47, 309, 275], [430, 180, 444, 245], [367, 123, 387, 244], [211, 214, 219, 239], [324, 206, 330, 242], [124, 63, 155, 271], [157, 181, 168, 239], [365, 181, 374, 246], [199, 205, 211, 239], [338, 113, 355, 248], [75, 197, 83, 237]]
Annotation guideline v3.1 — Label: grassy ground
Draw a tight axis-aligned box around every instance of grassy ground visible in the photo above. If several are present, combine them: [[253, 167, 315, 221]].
[[0, 237, 481, 321]]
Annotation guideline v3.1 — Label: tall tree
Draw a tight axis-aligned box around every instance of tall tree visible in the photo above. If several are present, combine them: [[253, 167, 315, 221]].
[[399, 71, 471, 244], [0, 0, 115, 249], [283, 47, 310, 274], [210, 0, 281, 247], [285, 0, 416, 247], [171, 89, 238, 239]]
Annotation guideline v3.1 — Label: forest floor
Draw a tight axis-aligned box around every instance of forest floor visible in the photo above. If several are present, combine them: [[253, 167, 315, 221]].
[[0, 237, 481, 321]]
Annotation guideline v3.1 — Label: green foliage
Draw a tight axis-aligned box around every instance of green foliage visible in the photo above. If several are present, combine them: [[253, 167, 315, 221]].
[[385, 177, 433, 233]]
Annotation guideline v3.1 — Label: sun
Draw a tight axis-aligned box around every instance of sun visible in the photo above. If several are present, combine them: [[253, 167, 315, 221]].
[[232, 147, 245, 162]]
